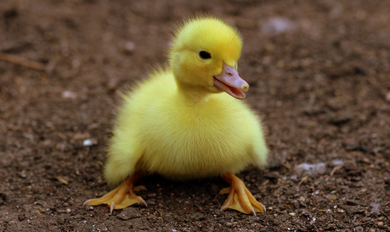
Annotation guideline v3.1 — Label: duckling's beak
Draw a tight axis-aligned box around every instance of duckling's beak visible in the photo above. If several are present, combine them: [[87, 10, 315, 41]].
[[214, 63, 249, 100]]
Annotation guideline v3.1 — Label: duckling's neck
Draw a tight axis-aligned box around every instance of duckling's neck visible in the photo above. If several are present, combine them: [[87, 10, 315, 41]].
[[176, 82, 213, 105]]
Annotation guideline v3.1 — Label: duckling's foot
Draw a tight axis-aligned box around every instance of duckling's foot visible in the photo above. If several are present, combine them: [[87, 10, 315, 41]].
[[84, 174, 147, 214], [220, 173, 265, 215]]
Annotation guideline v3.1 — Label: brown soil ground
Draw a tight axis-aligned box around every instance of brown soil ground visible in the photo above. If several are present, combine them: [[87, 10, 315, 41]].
[[1, 0, 390, 231]]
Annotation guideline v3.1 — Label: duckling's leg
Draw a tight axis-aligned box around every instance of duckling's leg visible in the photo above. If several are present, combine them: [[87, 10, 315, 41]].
[[220, 173, 265, 215], [84, 173, 147, 214]]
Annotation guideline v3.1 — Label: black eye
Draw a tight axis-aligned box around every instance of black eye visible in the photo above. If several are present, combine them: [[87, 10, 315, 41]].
[[199, 51, 211, 59]]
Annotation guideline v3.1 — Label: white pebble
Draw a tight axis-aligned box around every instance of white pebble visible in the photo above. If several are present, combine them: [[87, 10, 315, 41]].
[[125, 42, 135, 51], [370, 202, 381, 214], [261, 17, 296, 35], [62, 91, 77, 99], [83, 138, 98, 147], [332, 160, 345, 166], [295, 163, 326, 176]]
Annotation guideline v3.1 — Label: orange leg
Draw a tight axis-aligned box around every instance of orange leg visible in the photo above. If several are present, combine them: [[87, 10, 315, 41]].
[[84, 173, 147, 214], [220, 173, 265, 215]]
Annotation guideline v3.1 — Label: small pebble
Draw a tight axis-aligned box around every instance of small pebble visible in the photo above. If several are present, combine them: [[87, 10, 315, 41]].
[[386, 92, 390, 102], [62, 91, 77, 99], [83, 138, 98, 147], [332, 160, 345, 166], [295, 163, 326, 176], [123, 41, 135, 55], [107, 77, 119, 91], [261, 17, 296, 35], [125, 41, 135, 51], [336, 208, 345, 213], [370, 202, 381, 214]]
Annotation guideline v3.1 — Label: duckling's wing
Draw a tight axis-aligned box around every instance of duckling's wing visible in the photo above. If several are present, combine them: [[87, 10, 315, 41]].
[[104, 128, 144, 189], [251, 124, 268, 169]]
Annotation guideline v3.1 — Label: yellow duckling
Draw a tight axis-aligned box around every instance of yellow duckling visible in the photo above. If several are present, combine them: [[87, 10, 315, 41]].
[[85, 17, 268, 215]]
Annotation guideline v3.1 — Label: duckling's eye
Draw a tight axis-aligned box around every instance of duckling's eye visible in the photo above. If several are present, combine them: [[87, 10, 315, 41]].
[[199, 51, 211, 59]]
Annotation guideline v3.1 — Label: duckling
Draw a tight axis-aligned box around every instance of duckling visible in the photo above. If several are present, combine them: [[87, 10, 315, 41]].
[[84, 17, 268, 215]]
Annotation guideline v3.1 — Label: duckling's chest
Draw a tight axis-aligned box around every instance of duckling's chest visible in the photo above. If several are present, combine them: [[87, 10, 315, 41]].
[[137, 98, 253, 178]]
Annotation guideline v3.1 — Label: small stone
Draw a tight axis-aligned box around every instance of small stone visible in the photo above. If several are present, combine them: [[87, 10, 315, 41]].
[[370, 202, 381, 214], [226, 222, 233, 227], [83, 138, 98, 147], [378, 221, 384, 227], [332, 160, 345, 166], [62, 91, 77, 99], [123, 41, 135, 55], [125, 42, 135, 52], [261, 17, 296, 35], [295, 163, 326, 176], [107, 77, 119, 91], [385, 92, 390, 102], [18, 171, 27, 179]]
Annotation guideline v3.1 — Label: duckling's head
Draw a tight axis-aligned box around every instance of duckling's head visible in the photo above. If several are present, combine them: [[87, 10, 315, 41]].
[[169, 17, 249, 99]]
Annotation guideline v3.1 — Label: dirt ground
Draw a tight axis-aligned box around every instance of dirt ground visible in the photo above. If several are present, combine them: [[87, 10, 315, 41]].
[[1, 0, 390, 231]]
